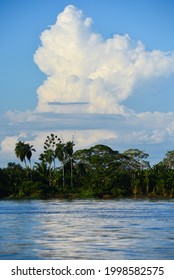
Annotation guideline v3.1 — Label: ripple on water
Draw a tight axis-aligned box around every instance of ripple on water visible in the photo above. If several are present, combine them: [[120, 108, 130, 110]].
[[0, 199, 174, 259]]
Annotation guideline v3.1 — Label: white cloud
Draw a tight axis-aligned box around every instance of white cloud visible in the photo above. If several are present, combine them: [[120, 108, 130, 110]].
[[6, 110, 39, 123], [34, 5, 174, 115], [1, 5, 174, 166], [1, 109, 174, 166], [166, 121, 174, 135], [0, 132, 27, 157]]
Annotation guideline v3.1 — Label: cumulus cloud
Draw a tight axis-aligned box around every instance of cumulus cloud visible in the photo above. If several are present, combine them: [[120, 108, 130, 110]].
[[0, 132, 27, 157], [1, 5, 174, 166], [34, 5, 174, 115]]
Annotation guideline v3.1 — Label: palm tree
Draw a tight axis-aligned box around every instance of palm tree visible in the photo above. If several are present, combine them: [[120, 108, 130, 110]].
[[65, 141, 75, 188], [38, 151, 54, 187], [15, 141, 36, 169], [43, 149, 55, 171], [43, 133, 61, 170], [25, 144, 36, 169], [55, 142, 66, 189], [15, 141, 28, 168], [34, 161, 50, 185]]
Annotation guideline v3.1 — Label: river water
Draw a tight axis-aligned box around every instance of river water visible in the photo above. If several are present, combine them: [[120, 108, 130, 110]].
[[0, 199, 174, 259]]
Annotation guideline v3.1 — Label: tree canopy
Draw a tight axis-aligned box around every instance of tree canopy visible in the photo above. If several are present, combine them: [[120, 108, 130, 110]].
[[1, 135, 174, 199]]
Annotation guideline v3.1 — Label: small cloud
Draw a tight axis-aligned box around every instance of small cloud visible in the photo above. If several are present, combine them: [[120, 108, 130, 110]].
[[0, 132, 27, 154], [48, 101, 90, 106]]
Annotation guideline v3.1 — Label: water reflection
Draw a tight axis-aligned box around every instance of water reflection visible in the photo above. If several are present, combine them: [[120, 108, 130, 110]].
[[0, 199, 174, 259]]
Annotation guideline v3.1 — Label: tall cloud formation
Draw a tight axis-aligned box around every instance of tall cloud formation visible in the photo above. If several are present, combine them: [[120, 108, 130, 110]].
[[1, 4, 174, 167], [34, 5, 174, 115]]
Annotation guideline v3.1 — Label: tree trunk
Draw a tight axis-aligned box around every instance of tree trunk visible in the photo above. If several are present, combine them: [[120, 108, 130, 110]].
[[62, 161, 65, 189], [71, 158, 73, 188]]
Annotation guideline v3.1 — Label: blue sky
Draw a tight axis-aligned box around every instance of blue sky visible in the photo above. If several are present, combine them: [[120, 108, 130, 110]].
[[1, 0, 174, 166]]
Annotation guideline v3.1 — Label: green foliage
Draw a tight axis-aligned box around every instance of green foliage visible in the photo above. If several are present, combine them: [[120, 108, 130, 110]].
[[15, 141, 36, 168], [162, 150, 174, 169], [0, 138, 174, 199]]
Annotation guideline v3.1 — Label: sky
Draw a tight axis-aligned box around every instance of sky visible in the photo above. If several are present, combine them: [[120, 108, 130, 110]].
[[1, 0, 174, 167]]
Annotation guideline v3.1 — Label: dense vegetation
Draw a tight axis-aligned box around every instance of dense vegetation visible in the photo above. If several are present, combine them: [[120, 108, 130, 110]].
[[1, 133, 174, 199]]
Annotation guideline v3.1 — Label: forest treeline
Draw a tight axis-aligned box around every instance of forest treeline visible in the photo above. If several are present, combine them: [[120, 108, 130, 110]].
[[1, 133, 174, 199]]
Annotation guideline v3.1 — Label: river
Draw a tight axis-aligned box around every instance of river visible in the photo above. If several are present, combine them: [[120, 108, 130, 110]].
[[0, 199, 174, 259]]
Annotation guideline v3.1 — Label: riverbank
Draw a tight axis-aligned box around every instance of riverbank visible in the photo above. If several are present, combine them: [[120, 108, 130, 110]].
[[4, 190, 173, 200]]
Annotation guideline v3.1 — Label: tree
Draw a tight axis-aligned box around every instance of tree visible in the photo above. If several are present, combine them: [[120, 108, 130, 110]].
[[64, 141, 75, 188], [5, 162, 25, 195], [73, 144, 125, 196], [43, 133, 62, 170], [15, 141, 27, 167], [55, 142, 66, 189], [123, 149, 150, 170], [122, 148, 150, 196], [15, 141, 36, 169], [33, 161, 50, 186], [162, 150, 174, 169], [25, 144, 36, 169], [38, 150, 55, 187]]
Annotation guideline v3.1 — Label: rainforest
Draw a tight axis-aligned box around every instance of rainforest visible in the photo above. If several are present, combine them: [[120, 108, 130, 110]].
[[1, 133, 174, 199]]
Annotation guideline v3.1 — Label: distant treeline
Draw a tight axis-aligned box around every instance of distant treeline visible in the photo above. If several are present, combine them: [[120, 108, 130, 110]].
[[1, 133, 174, 199]]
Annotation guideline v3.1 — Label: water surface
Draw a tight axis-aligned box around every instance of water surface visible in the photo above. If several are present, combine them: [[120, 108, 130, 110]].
[[0, 199, 174, 259]]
